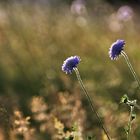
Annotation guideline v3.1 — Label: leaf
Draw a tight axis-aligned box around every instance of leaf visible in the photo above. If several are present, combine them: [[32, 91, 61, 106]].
[[120, 94, 129, 104]]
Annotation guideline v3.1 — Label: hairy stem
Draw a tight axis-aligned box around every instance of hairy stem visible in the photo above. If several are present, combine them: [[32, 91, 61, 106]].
[[121, 51, 140, 89], [127, 106, 134, 140], [74, 68, 111, 140]]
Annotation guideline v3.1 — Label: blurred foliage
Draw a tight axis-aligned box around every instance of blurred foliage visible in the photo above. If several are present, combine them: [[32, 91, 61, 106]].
[[0, 1, 139, 140]]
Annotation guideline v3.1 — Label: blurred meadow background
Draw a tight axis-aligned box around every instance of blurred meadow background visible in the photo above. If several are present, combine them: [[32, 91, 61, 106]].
[[0, 0, 140, 139]]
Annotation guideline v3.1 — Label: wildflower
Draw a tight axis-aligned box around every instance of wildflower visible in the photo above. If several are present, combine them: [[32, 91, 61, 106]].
[[62, 56, 111, 140], [109, 39, 125, 60], [62, 56, 80, 74], [109, 39, 140, 89]]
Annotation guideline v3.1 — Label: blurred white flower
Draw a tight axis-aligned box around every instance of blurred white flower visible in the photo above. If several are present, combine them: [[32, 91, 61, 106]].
[[108, 13, 123, 32], [76, 16, 87, 27], [117, 5, 134, 22], [108, 5, 134, 32], [71, 0, 87, 16]]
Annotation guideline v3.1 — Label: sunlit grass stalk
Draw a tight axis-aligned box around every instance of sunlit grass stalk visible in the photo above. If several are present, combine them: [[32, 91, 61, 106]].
[[127, 106, 134, 140], [74, 67, 111, 140], [121, 51, 140, 89]]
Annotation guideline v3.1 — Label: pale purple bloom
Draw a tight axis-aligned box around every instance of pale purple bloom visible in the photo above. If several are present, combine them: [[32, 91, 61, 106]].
[[109, 39, 125, 60], [62, 56, 80, 74]]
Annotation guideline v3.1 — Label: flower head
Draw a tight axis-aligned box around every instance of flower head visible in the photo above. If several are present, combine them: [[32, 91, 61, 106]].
[[62, 56, 80, 74], [109, 39, 125, 60]]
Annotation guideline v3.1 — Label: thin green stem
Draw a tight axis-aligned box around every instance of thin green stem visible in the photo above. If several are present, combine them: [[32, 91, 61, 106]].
[[127, 106, 134, 140], [121, 51, 140, 89], [74, 68, 111, 140]]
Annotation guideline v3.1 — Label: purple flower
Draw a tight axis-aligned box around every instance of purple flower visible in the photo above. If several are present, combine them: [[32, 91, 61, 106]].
[[109, 39, 125, 60], [62, 56, 81, 74]]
